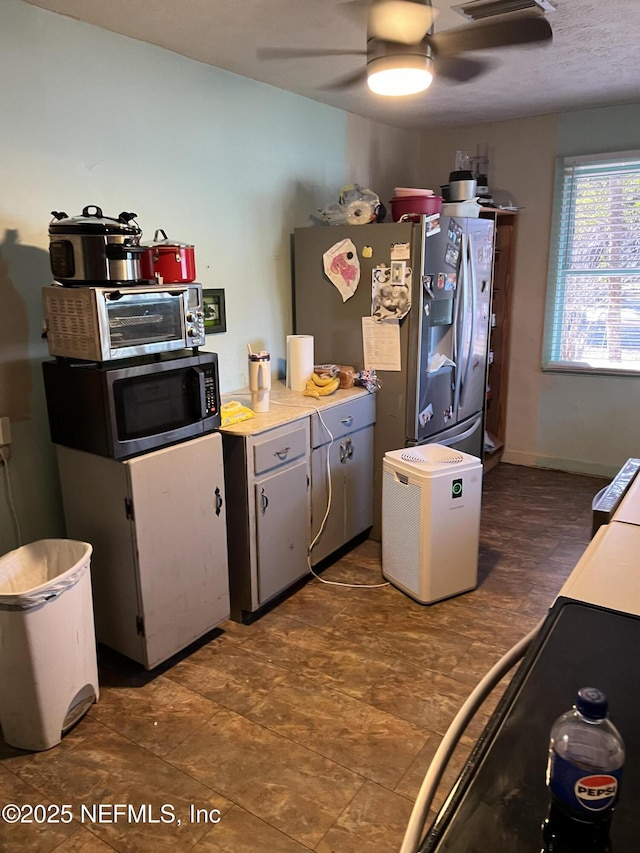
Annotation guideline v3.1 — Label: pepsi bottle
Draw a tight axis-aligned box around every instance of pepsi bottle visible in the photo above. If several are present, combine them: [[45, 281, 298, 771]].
[[542, 687, 624, 851], [541, 802, 612, 852]]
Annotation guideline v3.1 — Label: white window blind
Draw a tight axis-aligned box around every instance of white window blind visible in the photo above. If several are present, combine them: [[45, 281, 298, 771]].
[[542, 151, 640, 374]]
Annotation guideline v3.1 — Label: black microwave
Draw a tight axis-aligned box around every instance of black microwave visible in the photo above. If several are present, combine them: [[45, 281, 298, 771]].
[[42, 351, 220, 460]]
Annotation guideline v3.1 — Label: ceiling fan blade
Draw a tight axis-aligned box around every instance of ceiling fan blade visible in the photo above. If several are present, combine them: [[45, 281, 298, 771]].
[[257, 47, 366, 60], [368, 0, 438, 45], [434, 55, 492, 83], [319, 67, 370, 91], [432, 13, 552, 57]]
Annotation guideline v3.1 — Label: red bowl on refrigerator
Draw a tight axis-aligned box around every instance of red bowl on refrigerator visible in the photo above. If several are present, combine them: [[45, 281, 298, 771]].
[[390, 195, 443, 222]]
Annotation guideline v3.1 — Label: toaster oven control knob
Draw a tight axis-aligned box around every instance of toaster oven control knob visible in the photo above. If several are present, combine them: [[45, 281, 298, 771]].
[[186, 312, 196, 322], [187, 327, 198, 337]]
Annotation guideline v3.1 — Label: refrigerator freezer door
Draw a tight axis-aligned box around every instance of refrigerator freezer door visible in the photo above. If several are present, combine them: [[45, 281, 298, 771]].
[[294, 221, 415, 369], [457, 218, 494, 424], [294, 220, 421, 456], [414, 218, 460, 444]]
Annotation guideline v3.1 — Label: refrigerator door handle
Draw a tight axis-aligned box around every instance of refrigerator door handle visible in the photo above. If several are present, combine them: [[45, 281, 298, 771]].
[[459, 231, 478, 408], [453, 232, 468, 412], [452, 271, 461, 395], [436, 418, 481, 447]]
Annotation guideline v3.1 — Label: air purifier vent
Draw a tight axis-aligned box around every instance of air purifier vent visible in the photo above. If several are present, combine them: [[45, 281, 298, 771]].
[[400, 446, 464, 465]]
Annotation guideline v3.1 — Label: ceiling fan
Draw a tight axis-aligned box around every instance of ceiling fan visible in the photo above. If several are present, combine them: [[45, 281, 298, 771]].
[[257, 0, 553, 97]]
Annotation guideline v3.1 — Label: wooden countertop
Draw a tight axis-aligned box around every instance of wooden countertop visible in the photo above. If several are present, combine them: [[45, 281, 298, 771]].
[[219, 382, 373, 437]]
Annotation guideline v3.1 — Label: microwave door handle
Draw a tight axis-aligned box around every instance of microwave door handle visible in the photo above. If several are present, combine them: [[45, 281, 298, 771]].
[[192, 367, 207, 418]]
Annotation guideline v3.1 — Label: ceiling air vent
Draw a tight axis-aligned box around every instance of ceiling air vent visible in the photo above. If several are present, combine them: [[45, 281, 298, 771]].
[[452, 0, 556, 21]]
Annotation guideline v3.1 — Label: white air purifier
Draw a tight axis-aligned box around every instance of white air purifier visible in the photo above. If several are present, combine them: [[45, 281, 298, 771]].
[[382, 444, 483, 604]]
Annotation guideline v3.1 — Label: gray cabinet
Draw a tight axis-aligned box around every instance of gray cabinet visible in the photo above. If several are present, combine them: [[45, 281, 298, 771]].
[[310, 395, 376, 565], [223, 419, 311, 618], [56, 433, 230, 670]]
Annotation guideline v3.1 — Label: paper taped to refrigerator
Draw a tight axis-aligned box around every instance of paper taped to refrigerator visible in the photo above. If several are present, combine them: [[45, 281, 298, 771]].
[[323, 239, 360, 302], [362, 317, 401, 371]]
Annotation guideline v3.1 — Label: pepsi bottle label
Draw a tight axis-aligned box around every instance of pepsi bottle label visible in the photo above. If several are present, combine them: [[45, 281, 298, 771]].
[[549, 751, 622, 817]]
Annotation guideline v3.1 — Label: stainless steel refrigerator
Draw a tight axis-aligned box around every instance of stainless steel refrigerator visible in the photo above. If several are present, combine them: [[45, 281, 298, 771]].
[[293, 214, 494, 537]]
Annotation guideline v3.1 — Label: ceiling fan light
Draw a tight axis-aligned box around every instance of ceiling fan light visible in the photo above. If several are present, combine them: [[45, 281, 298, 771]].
[[367, 54, 433, 96]]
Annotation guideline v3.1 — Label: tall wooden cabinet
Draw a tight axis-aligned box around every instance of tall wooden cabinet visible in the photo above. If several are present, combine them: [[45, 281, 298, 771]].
[[480, 209, 517, 472]]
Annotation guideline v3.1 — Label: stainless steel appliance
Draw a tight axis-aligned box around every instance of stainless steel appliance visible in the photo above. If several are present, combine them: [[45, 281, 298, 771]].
[[42, 282, 206, 361], [42, 350, 220, 460], [293, 215, 494, 537], [48, 205, 150, 285]]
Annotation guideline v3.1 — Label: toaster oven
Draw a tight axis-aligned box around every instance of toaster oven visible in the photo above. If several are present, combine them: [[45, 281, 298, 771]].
[[42, 283, 206, 361]]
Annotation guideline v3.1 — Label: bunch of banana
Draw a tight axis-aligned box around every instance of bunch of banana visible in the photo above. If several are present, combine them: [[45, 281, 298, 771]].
[[303, 372, 340, 398]]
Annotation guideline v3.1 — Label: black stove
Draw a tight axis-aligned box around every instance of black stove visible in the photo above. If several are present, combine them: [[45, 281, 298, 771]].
[[420, 598, 640, 851]]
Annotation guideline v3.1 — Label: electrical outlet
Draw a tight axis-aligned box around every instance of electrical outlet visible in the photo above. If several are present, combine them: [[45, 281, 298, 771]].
[[0, 416, 11, 446]]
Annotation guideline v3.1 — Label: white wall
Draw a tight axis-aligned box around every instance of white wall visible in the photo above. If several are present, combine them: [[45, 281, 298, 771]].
[[419, 106, 640, 479], [0, 0, 423, 554]]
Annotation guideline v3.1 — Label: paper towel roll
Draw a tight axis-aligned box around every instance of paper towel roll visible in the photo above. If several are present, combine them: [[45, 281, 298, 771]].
[[286, 335, 314, 391]]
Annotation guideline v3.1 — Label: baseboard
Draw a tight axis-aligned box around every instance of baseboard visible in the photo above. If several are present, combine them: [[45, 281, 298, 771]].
[[501, 449, 619, 479]]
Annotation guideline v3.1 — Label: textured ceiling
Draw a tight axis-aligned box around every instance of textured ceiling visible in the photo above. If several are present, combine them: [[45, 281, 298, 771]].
[[23, 0, 640, 129]]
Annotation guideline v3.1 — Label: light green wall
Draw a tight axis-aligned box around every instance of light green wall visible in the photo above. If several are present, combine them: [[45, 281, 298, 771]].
[[535, 104, 640, 475], [419, 105, 640, 478], [0, 0, 422, 554]]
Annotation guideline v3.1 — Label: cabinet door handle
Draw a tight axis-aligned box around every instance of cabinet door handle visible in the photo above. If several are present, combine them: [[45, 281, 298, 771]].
[[214, 486, 223, 516], [346, 437, 354, 458], [340, 415, 353, 427], [339, 441, 347, 464], [260, 488, 269, 515], [273, 447, 290, 461]]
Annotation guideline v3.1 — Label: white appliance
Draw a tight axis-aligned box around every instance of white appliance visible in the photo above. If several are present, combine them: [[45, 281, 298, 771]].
[[558, 520, 640, 618], [382, 444, 482, 604], [559, 461, 640, 618]]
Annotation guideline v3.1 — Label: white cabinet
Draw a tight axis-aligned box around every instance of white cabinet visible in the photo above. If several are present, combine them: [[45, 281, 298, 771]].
[[56, 433, 230, 670], [223, 419, 311, 619], [309, 395, 376, 565]]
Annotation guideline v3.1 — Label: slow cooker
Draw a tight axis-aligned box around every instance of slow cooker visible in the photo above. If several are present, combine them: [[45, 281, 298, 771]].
[[48, 205, 150, 286]]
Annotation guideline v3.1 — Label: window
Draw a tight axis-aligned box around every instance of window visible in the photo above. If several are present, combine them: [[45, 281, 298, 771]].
[[542, 151, 640, 374]]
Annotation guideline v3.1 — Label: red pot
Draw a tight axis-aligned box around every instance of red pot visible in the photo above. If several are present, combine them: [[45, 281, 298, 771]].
[[141, 229, 196, 283], [390, 195, 443, 222]]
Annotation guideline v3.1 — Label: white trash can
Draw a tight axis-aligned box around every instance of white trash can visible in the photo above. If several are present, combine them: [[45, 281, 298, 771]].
[[0, 539, 99, 751]]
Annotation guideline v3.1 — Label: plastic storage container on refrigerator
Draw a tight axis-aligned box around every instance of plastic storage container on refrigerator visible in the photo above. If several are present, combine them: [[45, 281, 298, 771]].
[[382, 444, 482, 604]]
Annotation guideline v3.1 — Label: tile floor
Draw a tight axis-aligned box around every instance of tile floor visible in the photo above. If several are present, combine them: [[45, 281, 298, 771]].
[[0, 463, 607, 852]]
